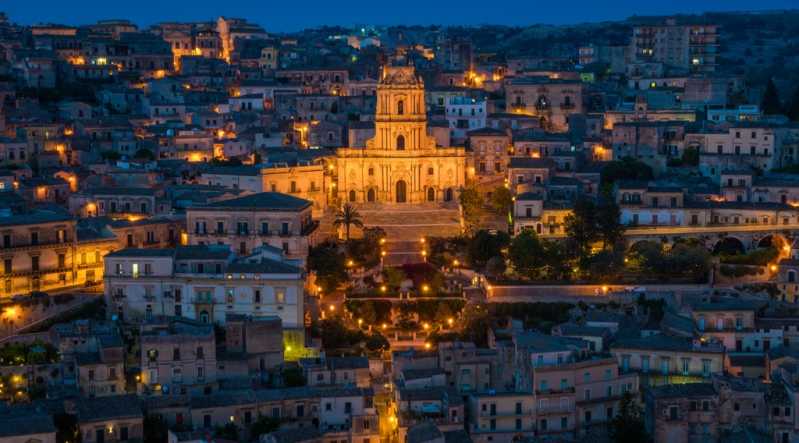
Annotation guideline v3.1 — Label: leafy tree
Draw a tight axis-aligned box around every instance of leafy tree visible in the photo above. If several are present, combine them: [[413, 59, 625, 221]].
[[143, 415, 169, 443], [282, 366, 306, 387], [600, 157, 654, 188], [485, 256, 506, 279], [334, 203, 364, 241], [435, 301, 454, 323], [317, 318, 365, 350], [383, 267, 406, 289], [509, 229, 545, 278], [250, 415, 280, 440], [489, 186, 513, 216], [761, 78, 783, 115], [564, 197, 598, 263], [596, 197, 624, 250], [134, 148, 154, 161], [467, 230, 510, 269], [459, 303, 492, 347], [55, 413, 81, 443], [609, 393, 649, 443], [365, 332, 389, 352], [215, 423, 239, 441], [358, 300, 378, 325], [681, 146, 700, 166], [100, 150, 121, 161], [541, 240, 571, 280], [459, 185, 484, 232], [308, 242, 347, 292]]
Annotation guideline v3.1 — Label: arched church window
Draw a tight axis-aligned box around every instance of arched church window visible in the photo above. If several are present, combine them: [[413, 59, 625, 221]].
[[349, 190, 356, 202], [397, 100, 404, 115], [397, 135, 405, 150]]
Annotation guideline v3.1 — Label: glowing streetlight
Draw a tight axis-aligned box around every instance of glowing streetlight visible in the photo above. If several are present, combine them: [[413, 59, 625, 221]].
[[422, 284, 429, 293], [347, 259, 354, 267], [453, 259, 460, 267], [770, 265, 778, 272], [329, 305, 335, 312], [424, 342, 432, 350], [447, 317, 454, 327], [380, 285, 387, 292], [422, 322, 430, 330], [358, 318, 363, 326], [382, 323, 387, 330]]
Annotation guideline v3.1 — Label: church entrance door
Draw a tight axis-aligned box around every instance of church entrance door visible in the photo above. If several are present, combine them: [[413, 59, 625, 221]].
[[396, 180, 407, 203]]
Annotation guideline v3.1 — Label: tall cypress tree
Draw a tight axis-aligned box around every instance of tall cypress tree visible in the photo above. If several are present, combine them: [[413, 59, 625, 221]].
[[787, 84, 799, 122], [761, 78, 783, 115]]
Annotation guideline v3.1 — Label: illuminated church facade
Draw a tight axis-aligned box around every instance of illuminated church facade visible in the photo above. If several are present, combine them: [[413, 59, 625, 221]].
[[334, 65, 466, 204]]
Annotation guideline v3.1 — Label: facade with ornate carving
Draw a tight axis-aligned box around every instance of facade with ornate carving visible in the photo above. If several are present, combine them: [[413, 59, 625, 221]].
[[334, 66, 466, 205]]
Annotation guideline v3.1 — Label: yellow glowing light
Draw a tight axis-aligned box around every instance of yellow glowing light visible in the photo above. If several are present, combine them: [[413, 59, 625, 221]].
[[5, 307, 18, 318], [770, 265, 778, 272], [453, 259, 460, 267], [424, 342, 432, 349], [421, 250, 427, 257], [381, 323, 387, 330], [347, 259, 354, 267], [420, 237, 426, 244], [217, 129, 226, 138], [447, 318, 454, 326], [64, 127, 74, 136], [358, 318, 363, 325], [329, 305, 335, 312], [601, 285, 609, 293], [784, 245, 791, 252], [381, 251, 386, 257], [188, 153, 203, 163], [422, 284, 430, 292], [285, 345, 292, 352], [379, 238, 386, 245], [380, 285, 387, 292], [135, 374, 141, 382], [422, 322, 430, 330]]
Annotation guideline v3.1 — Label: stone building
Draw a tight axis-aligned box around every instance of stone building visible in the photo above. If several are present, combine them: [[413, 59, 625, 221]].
[[335, 65, 466, 205], [186, 192, 318, 262]]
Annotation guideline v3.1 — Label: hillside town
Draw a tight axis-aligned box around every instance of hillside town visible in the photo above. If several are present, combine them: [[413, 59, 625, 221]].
[[1, 8, 799, 443]]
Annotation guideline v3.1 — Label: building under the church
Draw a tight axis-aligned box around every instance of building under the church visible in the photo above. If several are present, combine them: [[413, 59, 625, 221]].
[[334, 65, 466, 205]]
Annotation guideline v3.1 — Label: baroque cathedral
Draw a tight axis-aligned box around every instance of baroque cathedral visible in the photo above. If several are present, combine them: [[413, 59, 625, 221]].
[[334, 65, 467, 205]]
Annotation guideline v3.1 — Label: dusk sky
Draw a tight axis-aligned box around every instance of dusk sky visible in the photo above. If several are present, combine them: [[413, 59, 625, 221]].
[[3, 0, 798, 32]]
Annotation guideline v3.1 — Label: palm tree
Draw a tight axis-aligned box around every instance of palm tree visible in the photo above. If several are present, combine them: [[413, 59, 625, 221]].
[[334, 203, 364, 242]]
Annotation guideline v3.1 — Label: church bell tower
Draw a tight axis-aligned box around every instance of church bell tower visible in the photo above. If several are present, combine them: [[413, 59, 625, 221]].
[[369, 65, 434, 152]]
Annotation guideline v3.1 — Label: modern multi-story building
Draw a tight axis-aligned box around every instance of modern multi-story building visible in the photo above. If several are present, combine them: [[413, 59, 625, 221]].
[[632, 19, 718, 73]]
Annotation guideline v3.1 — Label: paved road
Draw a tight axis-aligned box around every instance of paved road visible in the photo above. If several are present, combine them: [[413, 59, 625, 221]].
[[486, 283, 712, 303], [539, 223, 799, 240]]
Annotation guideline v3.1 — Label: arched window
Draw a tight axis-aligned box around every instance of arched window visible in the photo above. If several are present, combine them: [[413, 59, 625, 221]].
[[397, 135, 405, 150], [444, 188, 453, 202], [790, 271, 796, 283], [397, 100, 404, 115], [367, 188, 376, 202], [349, 190, 356, 202], [427, 188, 435, 201]]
